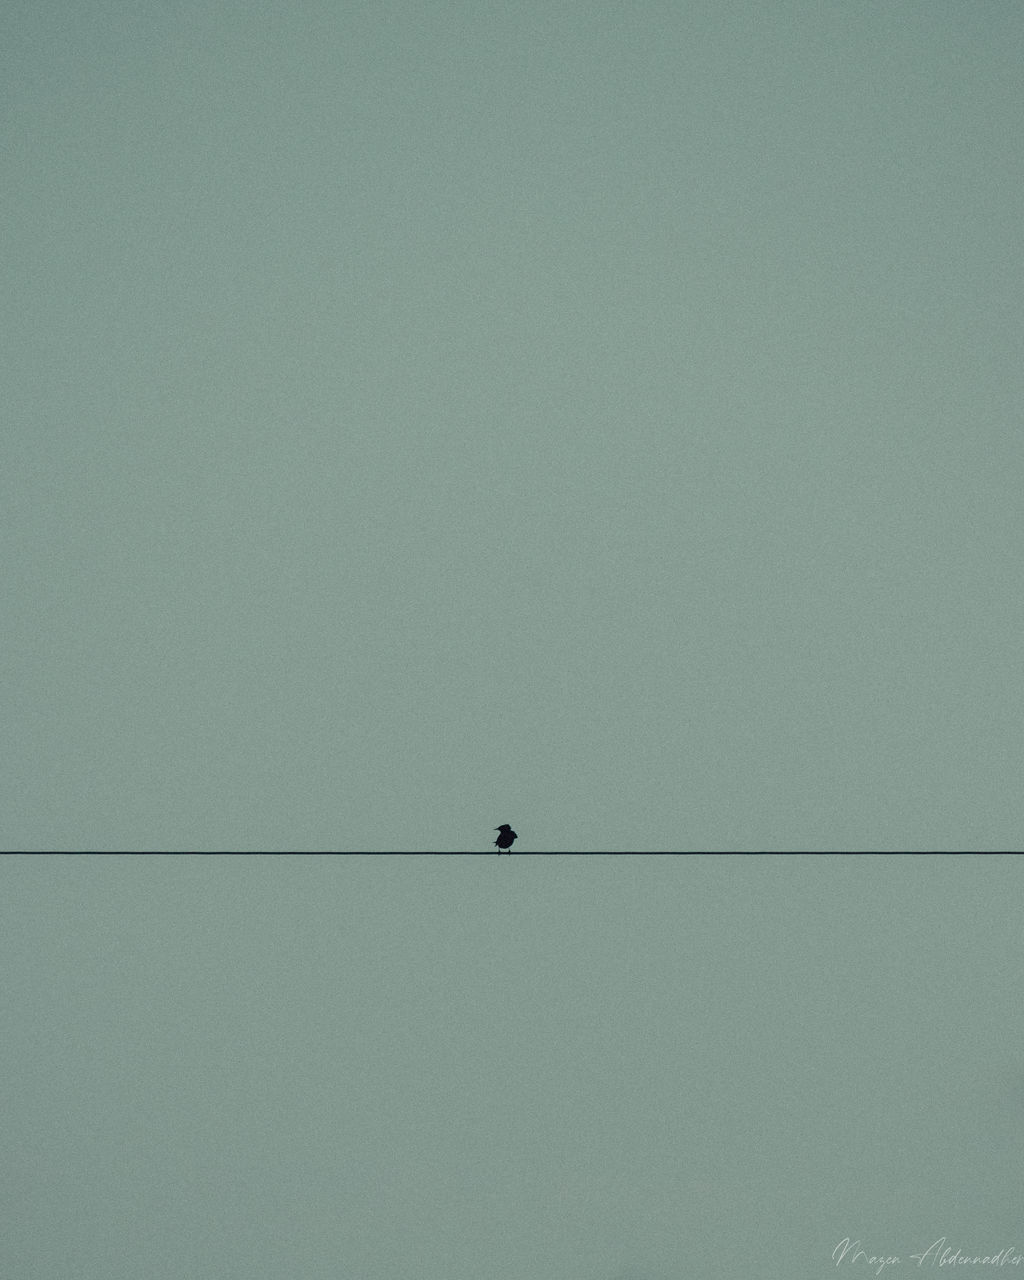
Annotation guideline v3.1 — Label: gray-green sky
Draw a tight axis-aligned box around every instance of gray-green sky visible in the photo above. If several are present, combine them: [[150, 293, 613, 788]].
[[5, 1, 1023, 850], [5, 854, 1024, 1279]]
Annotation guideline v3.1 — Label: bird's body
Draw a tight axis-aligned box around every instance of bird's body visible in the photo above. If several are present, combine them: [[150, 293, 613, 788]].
[[494, 824, 517, 852]]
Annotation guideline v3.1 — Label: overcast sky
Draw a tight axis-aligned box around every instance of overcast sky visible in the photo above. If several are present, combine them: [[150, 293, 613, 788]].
[[5, 854, 1024, 1280], [5, 1, 1023, 851]]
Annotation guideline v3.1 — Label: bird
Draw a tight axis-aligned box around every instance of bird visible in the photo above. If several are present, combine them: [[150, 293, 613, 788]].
[[493, 824, 517, 852]]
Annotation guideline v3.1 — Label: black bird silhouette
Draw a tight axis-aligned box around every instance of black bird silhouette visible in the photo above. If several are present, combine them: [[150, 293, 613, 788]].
[[493, 824, 517, 852]]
